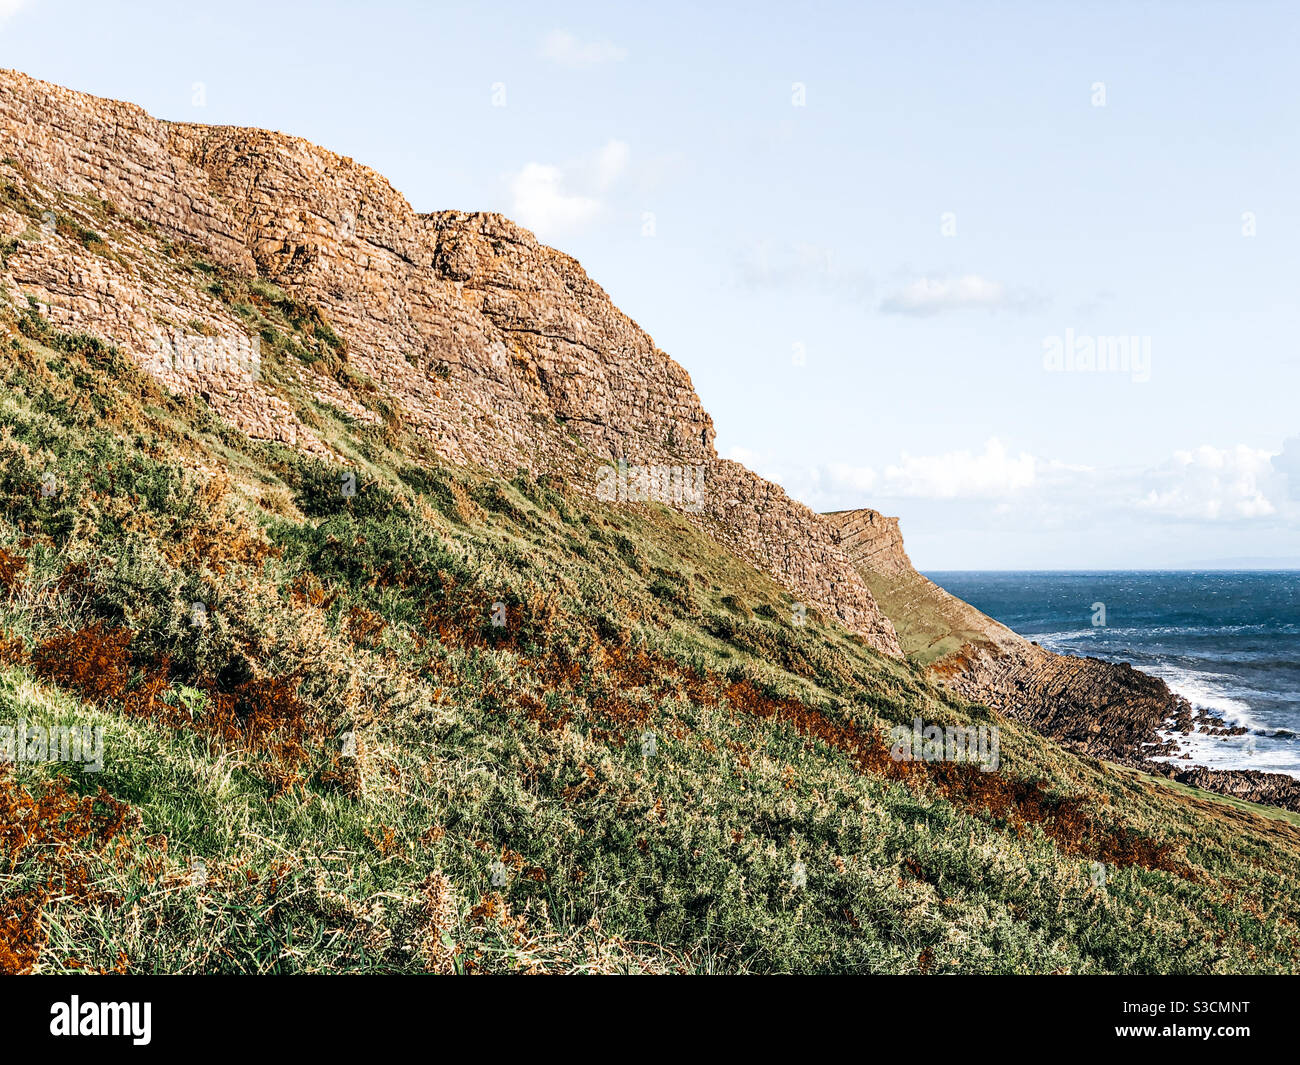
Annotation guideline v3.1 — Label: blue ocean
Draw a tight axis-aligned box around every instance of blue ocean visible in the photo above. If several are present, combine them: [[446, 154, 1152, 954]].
[[924, 572, 1300, 778]]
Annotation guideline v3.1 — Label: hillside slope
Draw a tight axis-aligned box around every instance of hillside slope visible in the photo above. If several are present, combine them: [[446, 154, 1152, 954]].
[[0, 68, 900, 657], [1, 71, 1299, 974]]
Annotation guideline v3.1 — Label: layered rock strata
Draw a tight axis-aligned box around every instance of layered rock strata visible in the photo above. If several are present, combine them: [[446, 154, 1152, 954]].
[[0, 69, 901, 656], [825, 507, 1300, 812]]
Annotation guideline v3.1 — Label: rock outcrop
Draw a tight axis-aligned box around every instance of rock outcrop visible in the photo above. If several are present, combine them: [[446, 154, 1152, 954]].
[[826, 507, 1196, 760], [1165, 767, 1300, 810], [825, 507, 1300, 812], [824, 508, 913, 576], [0, 68, 901, 657], [927, 639, 1194, 762]]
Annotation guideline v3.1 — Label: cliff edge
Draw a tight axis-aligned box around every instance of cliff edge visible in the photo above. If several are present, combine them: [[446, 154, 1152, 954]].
[[824, 507, 1300, 810], [0, 68, 901, 657]]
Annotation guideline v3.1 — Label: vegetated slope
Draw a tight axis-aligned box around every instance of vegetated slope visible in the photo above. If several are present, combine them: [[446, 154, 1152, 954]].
[[0, 259, 1297, 974], [824, 508, 1300, 811], [0, 67, 900, 657], [0, 72, 1298, 974]]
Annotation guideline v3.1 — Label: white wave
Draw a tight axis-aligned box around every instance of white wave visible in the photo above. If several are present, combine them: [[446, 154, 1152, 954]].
[[1033, 642, 1262, 716], [1152, 730, 1300, 779], [1033, 630, 1102, 644], [1029, 622, 1298, 641], [1145, 665, 1260, 722]]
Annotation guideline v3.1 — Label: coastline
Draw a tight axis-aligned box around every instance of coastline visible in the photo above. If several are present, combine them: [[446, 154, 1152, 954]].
[[824, 515, 1300, 814]]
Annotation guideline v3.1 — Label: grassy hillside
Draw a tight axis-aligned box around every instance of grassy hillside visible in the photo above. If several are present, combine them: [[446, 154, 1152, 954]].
[[855, 563, 1002, 667], [1, 292, 1299, 974]]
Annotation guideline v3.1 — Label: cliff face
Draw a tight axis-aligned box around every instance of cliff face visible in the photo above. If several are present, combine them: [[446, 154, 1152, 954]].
[[823, 507, 1300, 811], [0, 69, 900, 656], [824, 508, 1198, 761], [164, 121, 719, 476], [822, 509, 912, 576]]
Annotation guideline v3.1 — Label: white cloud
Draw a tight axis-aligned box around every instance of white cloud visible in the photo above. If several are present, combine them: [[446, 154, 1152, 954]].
[[724, 445, 760, 465], [541, 29, 628, 68], [880, 438, 1038, 499], [879, 274, 1034, 316], [825, 462, 878, 493], [508, 139, 630, 238], [725, 433, 1295, 537], [1140, 444, 1279, 520], [510, 163, 602, 236], [1273, 436, 1300, 501], [0, 0, 30, 23], [722, 438, 1071, 510], [736, 241, 873, 302]]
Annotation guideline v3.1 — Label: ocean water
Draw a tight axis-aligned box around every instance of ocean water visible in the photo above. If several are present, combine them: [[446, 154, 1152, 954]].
[[924, 571, 1300, 778]]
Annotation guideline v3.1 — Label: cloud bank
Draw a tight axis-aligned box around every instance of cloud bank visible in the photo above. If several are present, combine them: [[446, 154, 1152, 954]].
[[879, 274, 1038, 316]]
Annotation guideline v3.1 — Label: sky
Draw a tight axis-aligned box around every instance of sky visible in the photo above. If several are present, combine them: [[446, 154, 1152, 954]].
[[3, 0, 1298, 568]]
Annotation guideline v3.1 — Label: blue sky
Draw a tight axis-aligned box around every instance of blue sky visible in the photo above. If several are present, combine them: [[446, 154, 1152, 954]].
[[3, 0, 1298, 567]]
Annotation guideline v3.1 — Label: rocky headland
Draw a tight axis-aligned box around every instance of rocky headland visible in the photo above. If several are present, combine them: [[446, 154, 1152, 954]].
[[2, 66, 1291, 812]]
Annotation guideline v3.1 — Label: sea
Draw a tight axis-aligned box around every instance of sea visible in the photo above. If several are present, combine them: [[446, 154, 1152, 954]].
[[924, 571, 1300, 778]]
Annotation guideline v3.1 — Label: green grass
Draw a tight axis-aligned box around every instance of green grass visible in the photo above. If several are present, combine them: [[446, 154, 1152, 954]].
[[855, 564, 1000, 667], [1, 240, 1299, 974]]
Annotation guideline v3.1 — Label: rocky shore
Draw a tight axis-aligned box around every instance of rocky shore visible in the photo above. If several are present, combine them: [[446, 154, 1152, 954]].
[[825, 507, 1300, 814], [2, 67, 1290, 816]]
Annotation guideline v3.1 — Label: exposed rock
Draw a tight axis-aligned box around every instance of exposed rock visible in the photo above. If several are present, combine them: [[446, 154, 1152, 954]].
[[0, 68, 901, 657], [1166, 766, 1300, 810], [0, 70, 253, 274], [825, 507, 1300, 812], [825, 508, 912, 576], [928, 638, 1193, 762]]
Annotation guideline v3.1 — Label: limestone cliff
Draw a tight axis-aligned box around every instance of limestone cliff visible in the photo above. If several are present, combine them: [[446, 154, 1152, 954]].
[[824, 507, 1202, 757], [0, 68, 901, 657], [824, 507, 1300, 811]]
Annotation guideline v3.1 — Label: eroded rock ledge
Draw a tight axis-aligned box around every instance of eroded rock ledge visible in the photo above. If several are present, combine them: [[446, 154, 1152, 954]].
[[825, 507, 1300, 813]]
